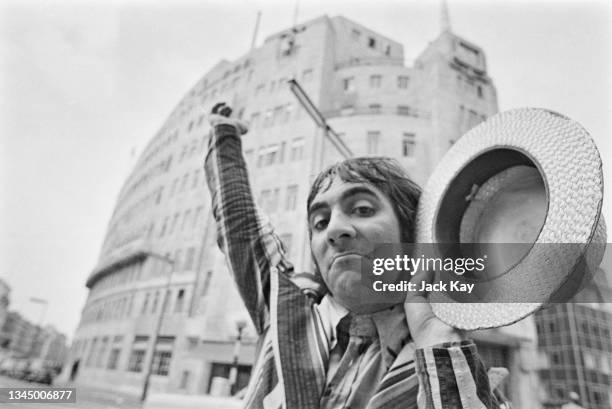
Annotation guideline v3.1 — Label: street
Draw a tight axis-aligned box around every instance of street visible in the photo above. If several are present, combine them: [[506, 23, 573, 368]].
[[0, 375, 143, 409]]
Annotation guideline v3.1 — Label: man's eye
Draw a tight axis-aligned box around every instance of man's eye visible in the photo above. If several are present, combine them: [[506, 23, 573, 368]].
[[312, 218, 328, 231], [353, 206, 375, 216]]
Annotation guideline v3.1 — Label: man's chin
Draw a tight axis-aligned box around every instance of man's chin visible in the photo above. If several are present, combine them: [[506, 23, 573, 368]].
[[329, 272, 379, 312], [328, 270, 405, 313]]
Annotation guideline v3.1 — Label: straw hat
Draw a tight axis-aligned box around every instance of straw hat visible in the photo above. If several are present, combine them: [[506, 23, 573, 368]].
[[416, 108, 606, 330]]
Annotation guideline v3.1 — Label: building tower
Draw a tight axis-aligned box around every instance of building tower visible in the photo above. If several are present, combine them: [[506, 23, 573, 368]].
[[59, 11, 539, 406]]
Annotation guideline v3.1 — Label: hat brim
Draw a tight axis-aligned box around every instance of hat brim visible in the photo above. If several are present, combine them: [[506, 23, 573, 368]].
[[416, 108, 606, 330]]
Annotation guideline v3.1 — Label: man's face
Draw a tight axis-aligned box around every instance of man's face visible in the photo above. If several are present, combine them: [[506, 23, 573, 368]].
[[308, 177, 403, 313]]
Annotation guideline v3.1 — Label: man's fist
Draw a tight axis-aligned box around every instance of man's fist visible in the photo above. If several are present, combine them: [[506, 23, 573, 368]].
[[212, 102, 232, 117], [208, 102, 249, 135]]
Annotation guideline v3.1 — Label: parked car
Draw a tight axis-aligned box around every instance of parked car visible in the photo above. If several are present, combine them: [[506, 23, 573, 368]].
[[0, 357, 17, 375], [8, 359, 30, 380], [24, 360, 56, 385]]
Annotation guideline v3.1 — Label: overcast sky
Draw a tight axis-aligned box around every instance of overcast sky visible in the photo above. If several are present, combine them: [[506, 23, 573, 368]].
[[1, 0, 610, 339]]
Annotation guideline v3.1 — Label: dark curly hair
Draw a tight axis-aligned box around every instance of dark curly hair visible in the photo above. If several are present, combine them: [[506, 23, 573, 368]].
[[306, 157, 421, 243]]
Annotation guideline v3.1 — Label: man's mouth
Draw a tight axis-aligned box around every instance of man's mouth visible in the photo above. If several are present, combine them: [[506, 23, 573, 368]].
[[329, 252, 371, 268]]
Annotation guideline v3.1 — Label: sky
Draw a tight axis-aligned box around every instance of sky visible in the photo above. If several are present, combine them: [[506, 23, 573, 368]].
[[0, 0, 610, 339]]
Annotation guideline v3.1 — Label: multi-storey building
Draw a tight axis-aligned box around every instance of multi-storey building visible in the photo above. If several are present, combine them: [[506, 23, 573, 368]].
[[59, 13, 541, 406], [0, 311, 38, 358], [534, 265, 612, 409]]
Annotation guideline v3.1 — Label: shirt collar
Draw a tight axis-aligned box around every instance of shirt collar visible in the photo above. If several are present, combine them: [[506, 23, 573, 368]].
[[319, 295, 409, 368]]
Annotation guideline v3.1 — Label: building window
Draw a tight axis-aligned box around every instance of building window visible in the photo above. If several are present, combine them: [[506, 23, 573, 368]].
[[181, 210, 192, 231], [156, 188, 163, 205], [343, 77, 355, 92], [127, 336, 149, 372], [285, 185, 298, 211], [141, 293, 150, 315], [127, 295, 134, 317], [184, 247, 195, 271], [397, 76, 409, 89], [260, 190, 272, 212], [201, 271, 213, 296], [192, 170, 200, 189], [302, 69, 313, 82], [273, 106, 284, 126], [193, 206, 203, 229], [367, 131, 380, 154], [290, 138, 305, 161], [107, 348, 121, 370], [249, 112, 260, 129], [369, 104, 381, 114], [263, 110, 273, 128], [86, 338, 98, 366], [174, 249, 182, 270], [258, 145, 280, 167], [175, 289, 185, 313], [477, 85, 483, 98], [127, 349, 145, 372], [180, 173, 189, 192], [179, 145, 188, 162], [397, 105, 411, 116], [151, 337, 175, 376], [170, 213, 180, 235], [468, 109, 482, 129], [402, 133, 416, 157], [368, 37, 376, 48], [259, 190, 275, 211], [283, 104, 293, 123], [151, 291, 159, 314], [271, 188, 280, 212], [369, 75, 381, 88]]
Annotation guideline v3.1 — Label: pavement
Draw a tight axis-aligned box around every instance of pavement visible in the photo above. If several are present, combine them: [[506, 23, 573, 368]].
[[0, 375, 143, 409]]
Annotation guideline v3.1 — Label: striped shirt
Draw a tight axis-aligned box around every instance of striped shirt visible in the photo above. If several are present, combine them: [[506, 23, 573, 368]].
[[204, 122, 505, 409]]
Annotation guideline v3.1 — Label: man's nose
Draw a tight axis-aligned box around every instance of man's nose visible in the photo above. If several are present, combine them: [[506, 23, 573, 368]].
[[326, 212, 355, 245]]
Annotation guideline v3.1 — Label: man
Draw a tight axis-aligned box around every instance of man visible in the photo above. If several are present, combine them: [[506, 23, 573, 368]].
[[204, 103, 505, 408], [561, 392, 585, 409]]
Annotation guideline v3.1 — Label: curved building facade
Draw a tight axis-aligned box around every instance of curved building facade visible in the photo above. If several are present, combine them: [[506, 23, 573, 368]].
[[60, 14, 539, 406]]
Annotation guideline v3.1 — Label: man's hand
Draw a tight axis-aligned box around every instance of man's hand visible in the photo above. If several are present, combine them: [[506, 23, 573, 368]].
[[208, 102, 249, 135], [404, 269, 464, 348]]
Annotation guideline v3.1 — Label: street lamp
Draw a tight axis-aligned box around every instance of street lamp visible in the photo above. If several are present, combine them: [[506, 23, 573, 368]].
[[28, 297, 48, 358], [228, 319, 247, 394], [141, 252, 175, 402]]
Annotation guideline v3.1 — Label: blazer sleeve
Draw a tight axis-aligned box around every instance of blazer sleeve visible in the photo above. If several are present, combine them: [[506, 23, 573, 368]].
[[414, 340, 509, 409], [204, 122, 294, 335]]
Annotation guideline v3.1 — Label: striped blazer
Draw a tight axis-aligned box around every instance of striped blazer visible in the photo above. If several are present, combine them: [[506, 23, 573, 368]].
[[204, 123, 504, 409]]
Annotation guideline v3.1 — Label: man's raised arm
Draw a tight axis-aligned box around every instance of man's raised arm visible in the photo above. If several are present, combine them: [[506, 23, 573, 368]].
[[203, 104, 292, 335]]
